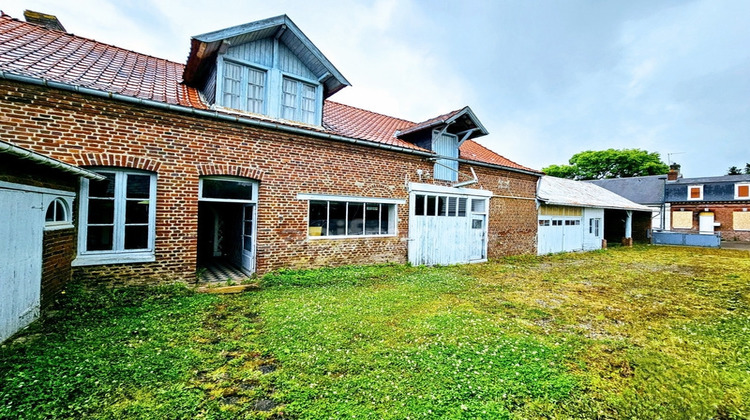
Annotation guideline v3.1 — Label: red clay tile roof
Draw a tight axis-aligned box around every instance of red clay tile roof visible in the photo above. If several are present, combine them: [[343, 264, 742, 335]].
[[0, 14, 206, 108], [0, 13, 539, 174], [459, 139, 539, 173]]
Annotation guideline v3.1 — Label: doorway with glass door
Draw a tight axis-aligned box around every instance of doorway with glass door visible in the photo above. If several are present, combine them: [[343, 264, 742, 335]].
[[197, 177, 257, 282]]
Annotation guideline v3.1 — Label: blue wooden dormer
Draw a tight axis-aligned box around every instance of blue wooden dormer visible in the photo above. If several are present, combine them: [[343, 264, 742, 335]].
[[183, 15, 350, 126], [396, 107, 488, 182]]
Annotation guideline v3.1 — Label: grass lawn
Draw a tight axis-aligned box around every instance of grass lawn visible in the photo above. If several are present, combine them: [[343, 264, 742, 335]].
[[1, 245, 749, 419]]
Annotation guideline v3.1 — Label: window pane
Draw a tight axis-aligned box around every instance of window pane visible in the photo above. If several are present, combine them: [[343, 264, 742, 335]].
[[87, 226, 113, 251], [247, 68, 265, 113], [365, 203, 380, 234], [88, 199, 114, 224], [458, 198, 467, 217], [223, 62, 242, 109], [45, 201, 56, 222], [448, 197, 457, 216], [329, 202, 346, 235], [426, 196, 436, 216], [309, 201, 328, 236], [300, 83, 316, 124], [415, 195, 425, 216], [126, 174, 150, 198], [202, 179, 253, 200], [281, 78, 297, 120], [125, 200, 149, 224], [348, 203, 364, 235], [471, 199, 486, 213], [472, 219, 483, 229], [124, 225, 148, 249], [437, 196, 448, 216], [380, 205, 391, 234], [89, 173, 115, 198]]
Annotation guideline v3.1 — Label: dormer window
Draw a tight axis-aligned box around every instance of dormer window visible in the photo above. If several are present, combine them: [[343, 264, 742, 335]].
[[281, 77, 317, 124], [222, 61, 266, 114], [185, 16, 350, 128]]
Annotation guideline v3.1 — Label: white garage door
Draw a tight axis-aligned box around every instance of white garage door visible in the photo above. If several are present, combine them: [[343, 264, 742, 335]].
[[0, 185, 45, 343], [537, 217, 583, 255], [408, 184, 491, 266]]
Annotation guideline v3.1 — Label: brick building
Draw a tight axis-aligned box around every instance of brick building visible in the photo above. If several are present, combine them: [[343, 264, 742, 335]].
[[0, 13, 541, 286]]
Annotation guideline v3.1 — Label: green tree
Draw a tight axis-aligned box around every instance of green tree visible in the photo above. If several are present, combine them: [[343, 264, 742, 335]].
[[542, 149, 669, 180], [745, 163, 750, 175], [727, 166, 742, 175]]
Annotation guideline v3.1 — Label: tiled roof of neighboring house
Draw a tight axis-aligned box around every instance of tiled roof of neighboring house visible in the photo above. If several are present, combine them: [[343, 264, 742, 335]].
[[0, 13, 539, 174], [588, 175, 667, 205], [538, 176, 652, 212], [669, 174, 750, 184]]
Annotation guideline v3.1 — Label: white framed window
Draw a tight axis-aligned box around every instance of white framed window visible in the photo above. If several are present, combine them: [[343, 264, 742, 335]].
[[299, 194, 403, 238], [221, 61, 266, 114], [44, 197, 73, 230], [199, 176, 258, 203], [687, 185, 703, 200], [735, 183, 750, 199], [281, 77, 318, 124], [414, 194, 468, 217], [74, 169, 157, 266]]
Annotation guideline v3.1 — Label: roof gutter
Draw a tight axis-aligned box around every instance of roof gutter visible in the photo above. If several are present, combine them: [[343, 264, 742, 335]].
[[0, 71, 539, 177], [0, 139, 105, 180]]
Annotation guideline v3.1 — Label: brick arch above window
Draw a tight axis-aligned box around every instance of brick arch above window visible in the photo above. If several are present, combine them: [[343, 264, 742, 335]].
[[197, 164, 265, 181], [73, 153, 161, 173]]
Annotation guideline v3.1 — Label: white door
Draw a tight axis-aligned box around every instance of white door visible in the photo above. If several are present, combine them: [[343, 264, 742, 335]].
[[470, 215, 486, 260], [241, 204, 255, 273], [1, 188, 44, 343]]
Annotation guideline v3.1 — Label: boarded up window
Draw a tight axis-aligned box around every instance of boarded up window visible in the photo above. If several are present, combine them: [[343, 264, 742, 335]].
[[736, 184, 749, 199], [672, 211, 693, 229], [733, 212, 750, 231], [688, 186, 702, 200]]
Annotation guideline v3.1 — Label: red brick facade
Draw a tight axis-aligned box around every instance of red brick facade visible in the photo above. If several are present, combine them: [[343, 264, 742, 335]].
[[671, 203, 750, 241], [1, 80, 540, 285]]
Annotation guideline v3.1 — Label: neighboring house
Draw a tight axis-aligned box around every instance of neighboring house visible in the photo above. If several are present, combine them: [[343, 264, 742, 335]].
[[1, 140, 103, 342], [588, 175, 670, 231], [0, 13, 542, 286], [536, 176, 652, 254], [665, 174, 750, 241]]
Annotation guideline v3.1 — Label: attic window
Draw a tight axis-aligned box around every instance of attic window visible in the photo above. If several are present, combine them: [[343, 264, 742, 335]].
[[281, 77, 317, 124], [687, 185, 703, 200], [222, 61, 266, 114], [736, 183, 750, 199]]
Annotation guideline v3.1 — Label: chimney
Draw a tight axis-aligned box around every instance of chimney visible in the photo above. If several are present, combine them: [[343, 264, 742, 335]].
[[667, 163, 681, 181], [23, 10, 66, 32]]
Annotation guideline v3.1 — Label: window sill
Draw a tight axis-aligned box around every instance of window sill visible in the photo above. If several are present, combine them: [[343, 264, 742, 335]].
[[72, 252, 156, 267], [44, 223, 74, 231]]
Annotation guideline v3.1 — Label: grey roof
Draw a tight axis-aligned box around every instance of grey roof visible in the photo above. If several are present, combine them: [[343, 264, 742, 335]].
[[668, 174, 750, 184], [588, 175, 666, 205], [538, 176, 652, 212]]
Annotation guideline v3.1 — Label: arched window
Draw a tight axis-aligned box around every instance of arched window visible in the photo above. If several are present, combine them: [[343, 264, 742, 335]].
[[44, 197, 73, 230]]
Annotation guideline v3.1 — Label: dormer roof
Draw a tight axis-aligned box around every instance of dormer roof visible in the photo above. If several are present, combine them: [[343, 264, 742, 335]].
[[396, 106, 489, 142], [183, 15, 350, 98]]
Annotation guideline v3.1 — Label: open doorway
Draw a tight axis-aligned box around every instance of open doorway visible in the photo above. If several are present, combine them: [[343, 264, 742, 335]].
[[197, 177, 257, 281]]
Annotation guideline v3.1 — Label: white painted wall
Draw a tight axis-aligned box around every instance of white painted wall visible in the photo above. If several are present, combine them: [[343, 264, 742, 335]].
[[582, 207, 604, 250]]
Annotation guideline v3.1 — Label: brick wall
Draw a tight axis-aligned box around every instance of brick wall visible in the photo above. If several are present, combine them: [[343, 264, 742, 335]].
[[670, 203, 750, 241], [1, 80, 540, 284]]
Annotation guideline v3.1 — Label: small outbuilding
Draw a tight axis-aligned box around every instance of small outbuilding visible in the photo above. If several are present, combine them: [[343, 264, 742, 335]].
[[536, 176, 652, 255], [1, 141, 103, 343]]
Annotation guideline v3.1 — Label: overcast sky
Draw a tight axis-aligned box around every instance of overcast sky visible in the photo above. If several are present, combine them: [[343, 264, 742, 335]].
[[3, 0, 748, 177]]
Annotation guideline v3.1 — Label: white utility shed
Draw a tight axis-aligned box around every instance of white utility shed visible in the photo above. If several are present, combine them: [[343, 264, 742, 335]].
[[0, 141, 103, 343], [536, 176, 652, 255]]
